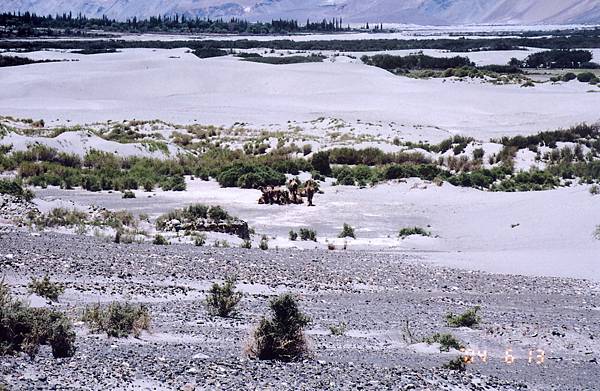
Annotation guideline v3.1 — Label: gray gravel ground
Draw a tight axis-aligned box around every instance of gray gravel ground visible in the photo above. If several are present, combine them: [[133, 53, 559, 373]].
[[1, 229, 599, 390]]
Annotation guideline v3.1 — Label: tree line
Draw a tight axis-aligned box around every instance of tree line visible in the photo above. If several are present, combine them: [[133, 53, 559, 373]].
[[2, 31, 600, 53], [0, 11, 351, 37]]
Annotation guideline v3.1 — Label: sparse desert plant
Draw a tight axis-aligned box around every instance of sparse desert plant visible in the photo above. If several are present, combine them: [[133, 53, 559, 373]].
[[472, 148, 485, 160], [520, 80, 535, 88], [423, 333, 464, 352], [446, 306, 481, 328], [444, 356, 467, 372], [247, 293, 310, 361], [302, 144, 312, 156], [594, 225, 600, 240], [122, 190, 135, 199], [0, 280, 76, 358], [82, 302, 150, 338], [577, 72, 595, 83], [289, 230, 298, 241], [214, 239, 230, 248], [299, 228, 317, 242], [241, 239, 252, 249], [205, 277, 243, 317], [338, 223, 356, 239], [259, 235, 269, 250], [194, 233, 207, 246], [329, 321, 347, 336], [152, 234, 169, 245], [327, 243, 336, 251], [28, 275, 64, 302], [0, 179, 34, 201], [590, 185, 599, 195], [399, 227, 431, 238]]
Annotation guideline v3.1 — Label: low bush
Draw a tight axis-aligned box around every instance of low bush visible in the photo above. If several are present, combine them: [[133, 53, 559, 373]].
[[562, 72, 577, 82], [289, 230, 298, 241], [28, 276, 65, 302], [193, 48, 228, 59], [362, 53, 472, 71], [244, 54, 325, 65], [311, 151, 331, 176], [399, 227, 431, 238], [0, 281, 75, 358], [444, 356, 467, 372], [0, 179, 34, 201], [194, 233, 207, 246], [577, 72, 595, 83], [82, 302, 150, 338], [34, 208, 87, 228], [152, 234, 169, 245], [247, 293, 310, 361], [589, 185, 599, 195], [259, 235, 269, 250], [205, 277, 242, 317], [329, 322, 347, 336], [594, 225, 600, 240], [299, 228, 317, 241], [122, 190, 135, 199], [241, 239, 252, 249], [423, 333, 464, 352], [446, 306, 481, 328], [338, 223, 356, 238], [217, 163, 286, 189]]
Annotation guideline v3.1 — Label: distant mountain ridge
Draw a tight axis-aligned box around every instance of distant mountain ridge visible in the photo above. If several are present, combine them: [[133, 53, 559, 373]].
[[1, 0, 599, 25]]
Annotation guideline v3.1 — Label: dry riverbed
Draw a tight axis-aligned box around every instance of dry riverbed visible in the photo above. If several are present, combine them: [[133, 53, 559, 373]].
[[1, 229, 599, 390]]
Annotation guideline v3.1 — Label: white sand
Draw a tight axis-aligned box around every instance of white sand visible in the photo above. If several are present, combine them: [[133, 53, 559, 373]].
[[34, 177, 600, 281], [0, 48, 598, 141]]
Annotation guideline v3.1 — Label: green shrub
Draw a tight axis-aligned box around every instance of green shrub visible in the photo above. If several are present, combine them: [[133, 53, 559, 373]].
[[299, 228, 317, 242], [302, 144, 312, 156], [0, 179, 34, 201], [28, 276, 65, 302], [217, 163, 286, 189], [472, 148, 485, 160], [288, 230, 298, 241], [423, 333, 464, 352], [594, 225, 600, 240], [329, 321, 347, 336], [205, 277, 243, 317], [0, 281, 75, 358], [193, 48, 228, 59], [444, 357, 467, 372], [311, 151, 331, 176], [247, 293, 310, 361], [153, 234, 169, 245], [577, 72, 595, 83], [259, 235, 269, 250], [82, 302, 150, 338], [34, 208, 88, 228], [338, 223, 356, 238], [244, 54, 325, 65], [241, 239, 252, 249], [122, 190, 135, 199], [399, 227, 431, 238], [446, 306, 481, 328], [562, 72, 577, 82], [194, 233, 207, 246], [589, 185, 599, 195]]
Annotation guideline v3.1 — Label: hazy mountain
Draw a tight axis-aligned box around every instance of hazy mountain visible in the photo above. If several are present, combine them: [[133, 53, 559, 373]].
[[1, 0, 599, 25]]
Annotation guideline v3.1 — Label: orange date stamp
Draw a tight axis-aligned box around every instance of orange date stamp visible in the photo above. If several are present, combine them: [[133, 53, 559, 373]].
[[459, 348, 546, 365]]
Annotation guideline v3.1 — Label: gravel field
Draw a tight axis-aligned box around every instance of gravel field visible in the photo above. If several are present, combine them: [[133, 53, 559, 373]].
[[1, 229, 599, 390]]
